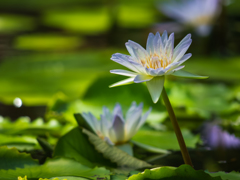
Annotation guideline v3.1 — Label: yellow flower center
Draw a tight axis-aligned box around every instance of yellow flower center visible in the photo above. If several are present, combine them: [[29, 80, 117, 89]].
[[140, 53, 171, 69]]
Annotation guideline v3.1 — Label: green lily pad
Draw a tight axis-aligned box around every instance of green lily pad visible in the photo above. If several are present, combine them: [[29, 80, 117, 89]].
[[0, 146, 38, 170], [14, 34, 82, 51], [43, 7, 112, 34], [0, 158, 110, 180], [128, 164, 221, 180], [132, 129, 200, 150], [53, 127, 115, 168], [209, 171, 240, 180]]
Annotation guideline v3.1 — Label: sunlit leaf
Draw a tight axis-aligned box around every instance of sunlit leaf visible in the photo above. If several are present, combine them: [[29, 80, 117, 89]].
[[0, 158, 110, 180], [0, 146, 38, 170], [43, 7, 112, 34], [132, 129, 200, 150], [128, 164, 221, 180], [53, 127, 115, 168], [209, 171, 240, 180], [14, 34, 82, 51]]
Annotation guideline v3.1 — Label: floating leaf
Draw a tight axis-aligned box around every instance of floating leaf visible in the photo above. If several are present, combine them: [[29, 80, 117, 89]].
[[132, 129, 200, 150], [0, 158, 110, 180], [208, 171, 240, 180], [128, 164, 221, 180], [53, 127, 115, 168], [0, 146, 38, 170]]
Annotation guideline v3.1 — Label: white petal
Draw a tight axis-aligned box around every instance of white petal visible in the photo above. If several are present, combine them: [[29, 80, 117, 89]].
[[126, 102, 138, 121], [135, 107, 152, 131], [146, 33, 155, 55], [111, 114, 125, 142], [128, 59, 147, 74], [173, 35, 192, 61], [110, 69, 138, 77], [161, 30, 168, 46], [153, 32, 161, 56], [177, 53, 192, 65], [164, 32, 174, 59], [134, 74, 153, 83], [109, 77, 135, 88], [125, 103, 143, 140], [156, 68, 166, 76], [173, 44, 191, 63], [175, 34, 191, 51], [125, 40, 149, 62], [145, 67, 156, 76], [111, 53, 140, 72], [113, 103, 123, 118], [178, 53, 192, 63], [100, 116, 109, 137], [102, 106, 112, 122], [146, 76, 165, 103]]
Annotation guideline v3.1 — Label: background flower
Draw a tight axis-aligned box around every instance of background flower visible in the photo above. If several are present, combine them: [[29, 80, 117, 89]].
[[158, 0, 222, 36], [82, 102, 152, 145]]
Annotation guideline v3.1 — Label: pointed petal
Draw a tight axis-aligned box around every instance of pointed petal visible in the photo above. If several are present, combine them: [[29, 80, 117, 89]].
[[145, 67, 158, 76], [134, 74, 153, 83], [164, 33, 174, 59], [146, 33, 155, 55], [125, 103, 143, 140], [125, 40, 149, 62], [109, 77, 135, 88], [113, 103, 123, 118], [127, 59, 147, 74], [102, 106, 112, 122], [173, 39, 192, 62], [126, 101, 137, 120], [153, 32, 161, 55], [135, 107, 152, 131], [146, 76, 165, 103], [173, 43, 192, 63], [100, 116, 110, 137], [171, 70, 209, 79], [111, 53, 140, 72], [161, 30, 168, 46], [177, 53, 192, 65], [174, 34, 191, 52], [111, 114, 125, 142], [110, 69, 138, 77]]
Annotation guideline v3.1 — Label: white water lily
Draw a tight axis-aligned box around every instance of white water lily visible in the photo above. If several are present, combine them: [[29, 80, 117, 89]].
[[82, 102, 151, 145], [159, 0, 222, 36], [110, 31, 207, 103]]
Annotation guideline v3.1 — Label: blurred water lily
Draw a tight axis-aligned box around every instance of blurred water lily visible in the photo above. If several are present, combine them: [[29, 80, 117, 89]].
[[110, 31, 207, 103], [82, 102, 151, 145], [158, 0, 222, 36]]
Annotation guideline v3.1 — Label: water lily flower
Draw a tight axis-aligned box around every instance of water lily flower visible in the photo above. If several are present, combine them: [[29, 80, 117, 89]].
[[110, 31, 207, 103], [82, 102, 151, 145], [158, 0, 222, 36]]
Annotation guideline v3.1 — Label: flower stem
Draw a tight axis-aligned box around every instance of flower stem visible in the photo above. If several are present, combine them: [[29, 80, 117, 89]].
[[161, 87, 193, 167]]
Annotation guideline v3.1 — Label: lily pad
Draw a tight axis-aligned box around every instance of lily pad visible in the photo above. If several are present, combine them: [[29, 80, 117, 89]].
[[132, 129, 200, 150], [128, 164, 221, 180]]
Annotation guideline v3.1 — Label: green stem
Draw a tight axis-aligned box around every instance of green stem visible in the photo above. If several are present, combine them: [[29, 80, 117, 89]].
[[161, 88, 193, 167]]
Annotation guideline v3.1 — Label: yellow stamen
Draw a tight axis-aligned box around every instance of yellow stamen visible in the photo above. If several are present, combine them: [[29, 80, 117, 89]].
[[141, 53, 171, 69]]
